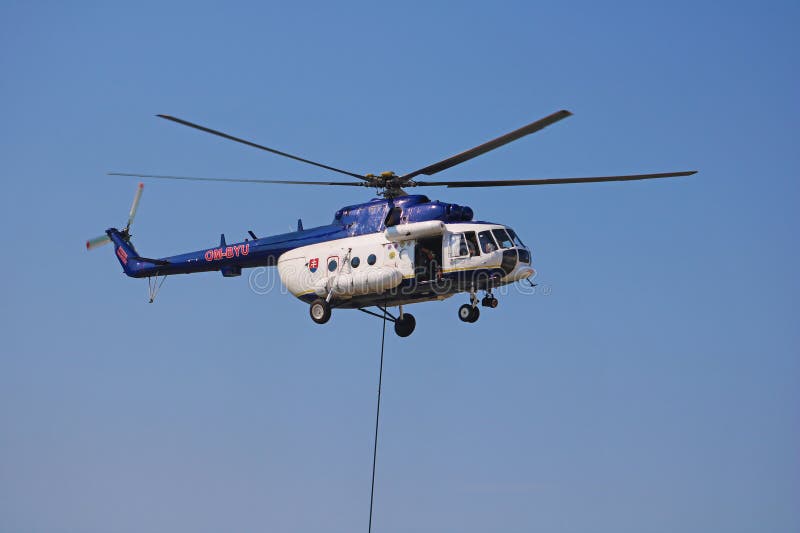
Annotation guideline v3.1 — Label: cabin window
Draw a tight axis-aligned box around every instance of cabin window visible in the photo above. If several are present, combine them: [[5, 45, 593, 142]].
[[367, 253, 377, 265], [506, 227, 525, 247], [351, 256, 360, 268], [328, 259, 338, 272], [492, 228, 513, 249], [447, 233, 469, 258], [478, 230, 498, 253]]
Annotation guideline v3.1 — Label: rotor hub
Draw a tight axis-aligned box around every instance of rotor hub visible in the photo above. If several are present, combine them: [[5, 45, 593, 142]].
[[363, 171, 407, 197]]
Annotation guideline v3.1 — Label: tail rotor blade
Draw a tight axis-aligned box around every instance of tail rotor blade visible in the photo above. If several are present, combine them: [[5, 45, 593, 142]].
[[126, 182, 144, 231], [86, 235, 112, 250]]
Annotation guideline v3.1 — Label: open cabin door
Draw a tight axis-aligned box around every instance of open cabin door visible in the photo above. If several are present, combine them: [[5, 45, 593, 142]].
[[414, 235, 443, 282]]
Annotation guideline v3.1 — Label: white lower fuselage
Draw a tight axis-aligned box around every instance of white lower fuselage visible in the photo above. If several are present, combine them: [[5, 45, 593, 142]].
[[277, 222, 534, 309]]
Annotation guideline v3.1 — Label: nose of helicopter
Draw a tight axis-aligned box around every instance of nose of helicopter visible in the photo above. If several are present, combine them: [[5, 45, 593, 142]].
[[500, 245, 535, 283], [502, 263, 535, 283]]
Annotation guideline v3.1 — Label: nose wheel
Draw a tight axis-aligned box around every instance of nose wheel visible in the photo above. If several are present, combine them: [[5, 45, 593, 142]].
[[481, 295, 499, 308], [458, 303, 480, 323], [459, 289, 499, 323], [459, 288, 481, 323]]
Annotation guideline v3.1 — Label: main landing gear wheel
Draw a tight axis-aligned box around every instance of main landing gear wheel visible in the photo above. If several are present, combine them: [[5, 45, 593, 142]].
[[309, 299, 331, 324], [458, 304, 480, 323], [394, 313, 416, 337]]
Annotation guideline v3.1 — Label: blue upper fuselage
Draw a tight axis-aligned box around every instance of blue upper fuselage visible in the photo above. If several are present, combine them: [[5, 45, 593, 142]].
[[110, 195, 476, 278]]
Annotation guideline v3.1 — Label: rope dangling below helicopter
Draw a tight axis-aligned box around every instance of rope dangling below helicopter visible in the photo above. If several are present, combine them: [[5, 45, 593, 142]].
[[368, 299, 388, 533]]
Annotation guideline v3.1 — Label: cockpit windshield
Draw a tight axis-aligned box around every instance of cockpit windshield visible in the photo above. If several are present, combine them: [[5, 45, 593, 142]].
[[492, 228, 513, 249], [506, 227, 525, 247]]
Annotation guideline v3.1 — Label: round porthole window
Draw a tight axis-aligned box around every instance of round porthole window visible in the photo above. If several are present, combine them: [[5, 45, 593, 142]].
[[351, 256, 360, 268], [367, 254, 377, 265], [328, 259, 338, 272]]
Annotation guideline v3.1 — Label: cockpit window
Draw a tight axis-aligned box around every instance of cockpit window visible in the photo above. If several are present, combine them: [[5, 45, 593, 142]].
[[478, 230, 497, 253], [506, 227, 525, 247], [492, 228, 513, 249]]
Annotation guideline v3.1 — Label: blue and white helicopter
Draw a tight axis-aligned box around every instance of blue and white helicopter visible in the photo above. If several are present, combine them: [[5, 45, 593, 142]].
[[87, 110, 695, 337]]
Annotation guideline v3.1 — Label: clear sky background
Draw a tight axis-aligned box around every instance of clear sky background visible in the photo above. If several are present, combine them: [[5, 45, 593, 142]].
[[1, 2, 798, 532]]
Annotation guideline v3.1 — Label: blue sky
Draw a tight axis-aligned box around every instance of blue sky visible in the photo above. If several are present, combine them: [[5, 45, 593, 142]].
[[1, 2, 798, 532]]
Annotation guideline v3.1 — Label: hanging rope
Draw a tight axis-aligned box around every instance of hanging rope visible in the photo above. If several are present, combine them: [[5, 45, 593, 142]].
[[368, 300, 388, 533]]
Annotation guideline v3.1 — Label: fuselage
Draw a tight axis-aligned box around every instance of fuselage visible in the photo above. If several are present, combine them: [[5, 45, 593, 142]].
[[107, 194, 534, 306]]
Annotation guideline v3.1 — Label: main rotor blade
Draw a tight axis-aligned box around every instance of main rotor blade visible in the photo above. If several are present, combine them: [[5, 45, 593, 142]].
[[401, 109, 572, 181], [109, 172, 367, 186], [411, 171, 697, 187], [157, 114, 368, 181]]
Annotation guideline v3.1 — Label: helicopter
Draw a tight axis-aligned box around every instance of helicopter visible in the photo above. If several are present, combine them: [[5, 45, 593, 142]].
[[87, 109, 696, 337]]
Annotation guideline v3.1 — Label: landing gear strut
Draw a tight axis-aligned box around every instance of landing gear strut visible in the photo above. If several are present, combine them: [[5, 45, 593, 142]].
[[358, 304, 416, 337], [309, 247, 353, 325], [147, 274, 167, 303]]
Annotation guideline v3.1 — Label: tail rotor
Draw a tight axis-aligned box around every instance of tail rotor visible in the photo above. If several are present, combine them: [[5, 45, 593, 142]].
[[85, 182, 144, 250]]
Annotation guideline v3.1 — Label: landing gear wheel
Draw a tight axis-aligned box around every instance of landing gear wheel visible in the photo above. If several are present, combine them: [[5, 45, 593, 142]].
[[309, 299, 331, 324], [459, 304, 477, 323], [481, 296, 499, 308], [394, 313, 416, 337]]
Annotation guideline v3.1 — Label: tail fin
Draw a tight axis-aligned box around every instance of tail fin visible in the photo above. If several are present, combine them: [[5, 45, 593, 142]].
[[87, 184, 165, 277], [107, 228, 145, 276]]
